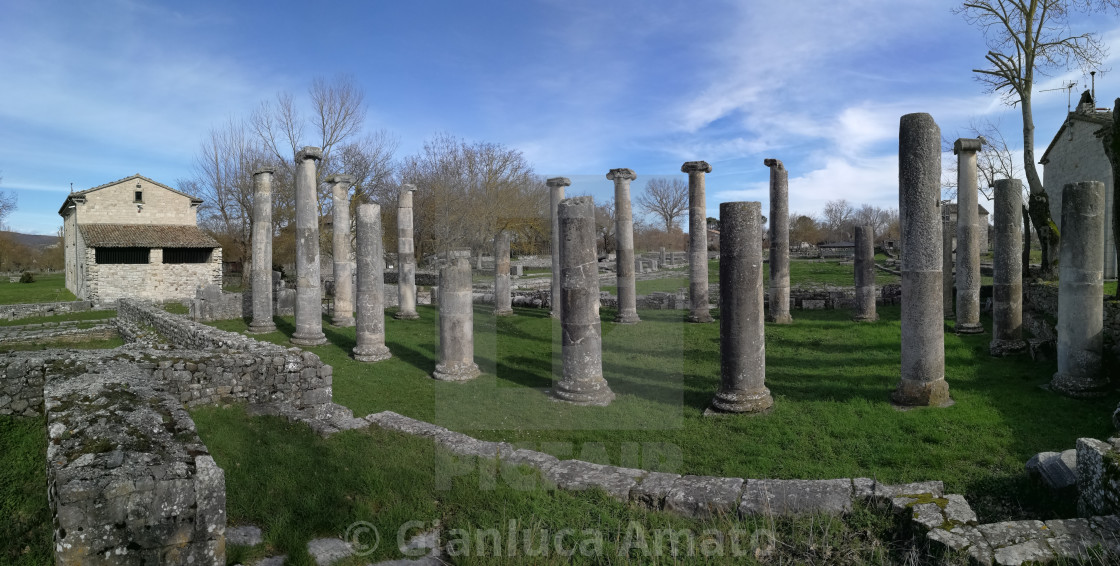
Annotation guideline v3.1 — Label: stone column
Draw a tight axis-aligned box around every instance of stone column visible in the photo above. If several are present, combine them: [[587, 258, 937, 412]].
[[291, 146, 327, 346], [553, 196, 614, 406], [659, 247, 666, 267], [682, 161, 713, 323], [433, 258, 481, 381], [329, 174, 356, 327], [395, 185, 420, 320], [942, 205, 955, 319], [990, 179, 1025, 356], [1051, 181, 1107, 396], [247, 168, 276, 334], [892, 113, 950, 407], [853, 225, 877, 322], [353, 203, 392, 362], [608, 168, 640, 324], [765, 158, 792, 324], [494, 231, 513, 316], [708, 201, 772, 414], [547, 177, 570, 319], [954, 138, 983, 334]]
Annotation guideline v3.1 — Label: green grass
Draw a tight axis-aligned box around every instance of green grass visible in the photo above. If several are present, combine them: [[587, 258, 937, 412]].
[[0, 310, 115, 327], [0, 416, 52, 566], [603, 259, 901, 296], [209, 304, 1115, 524], [0, 273, 75, 305], [0, 336, 124, 352]]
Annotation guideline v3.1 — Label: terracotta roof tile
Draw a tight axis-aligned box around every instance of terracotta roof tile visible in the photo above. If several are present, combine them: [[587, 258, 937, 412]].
[[79, 224, 220, 248]]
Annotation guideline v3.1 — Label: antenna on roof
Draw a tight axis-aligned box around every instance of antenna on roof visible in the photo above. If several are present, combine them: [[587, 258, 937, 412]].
[[1041, 81, 1078, 112]]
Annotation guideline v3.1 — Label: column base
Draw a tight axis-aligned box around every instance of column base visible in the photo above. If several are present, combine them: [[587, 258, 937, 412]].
[[247, 321, 277, 334], [852, 313, 878, 323], [495, 308, 514, 317], [551, 378, 615, 406], [291, 332, 328, 346], [706, 387, 773, 414], [353, 344, 392, 362], [766, 313, 793, 324], [331, 316, 355, 327], [1050, 372, 1110, 398], [687, 311, 714, 323], [549, 311, 561, 319], [614, 312, 641, 324], [432, 360, 481, 382], [989, 339, 1026, 357], [954, 322, 984, 335], [891, 378, 952, 408], [394, 310, 420, 320]]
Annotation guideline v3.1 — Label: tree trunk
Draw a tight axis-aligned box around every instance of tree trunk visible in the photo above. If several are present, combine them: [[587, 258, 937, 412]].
[[1020, 95, 1061, 279], [1022, 205, 1031, 279]]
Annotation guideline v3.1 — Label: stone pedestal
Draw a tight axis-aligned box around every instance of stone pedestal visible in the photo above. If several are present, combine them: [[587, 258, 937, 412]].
[[954, 138, 984, 334], [553, 196, 614, 406], [395, 185, 420, 320], [433, 258, 480, 381], [765, 158, 793, 324], [248, 168, 276, 334], [353, 203, 392, 362], [494, 231, 513, 316], [853, 225, 878, 322], [330, 175, 356, 327], [1051, 181, 1107, 396], [608, 168, 641, 324], [892, 114, 950, 408], [990, 179, 1026, 356], [942, 206, 955, 320], [547, 177, 570, 319], [291, 147, 328, 346], [682, 161, 713, 323], [708, 201, 772, 414]]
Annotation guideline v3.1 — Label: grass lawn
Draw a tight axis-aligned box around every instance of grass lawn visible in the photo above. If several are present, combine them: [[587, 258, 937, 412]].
[[0, 273, 75, 305], [0, 416, 52, 566], [603, 259, 901, 296], [208, 303, 1116, 525], [0, 310, 115, 327]]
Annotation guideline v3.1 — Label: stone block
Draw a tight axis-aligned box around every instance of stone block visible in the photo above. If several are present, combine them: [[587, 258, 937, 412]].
[[664, 475, 744, 520], [542, 460, 646, 502], [307, 537, 354, 566], [977, 520, 1049, 548], [629, 472, 681, 511], [1078, 437, 1120, 516], [802, 299, 826, 310], [739, 478, 852, 516], [992, 539, 1054, 566]]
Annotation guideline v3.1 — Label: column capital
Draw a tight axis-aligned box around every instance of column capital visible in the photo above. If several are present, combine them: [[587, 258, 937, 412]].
[[953, 138, 983, 155], [401, 183, 417, 193], [763, 158, 784, 170], [253, 167, 275, 177], [546, 177, 571, 188], [327, 174, 356, 186], [606, 168, 637, 182], [295, 146, 323, 161], [681, 161, 712, 174]]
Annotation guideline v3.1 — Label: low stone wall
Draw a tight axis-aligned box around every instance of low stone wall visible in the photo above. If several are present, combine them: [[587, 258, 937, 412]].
[[0, 321, 117, 345], [0, 354, 46, 417], [0, 300, 93, 321], [189, 285, 247, 322], [1026, 281, 1120, 355], [1077, 437, 1120, 516], [45, 359, 225, 565], [384, 270, 439, 286]]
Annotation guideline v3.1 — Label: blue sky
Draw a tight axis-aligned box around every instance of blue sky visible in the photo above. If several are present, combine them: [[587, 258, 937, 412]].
[[1, 0, 1118, 235]]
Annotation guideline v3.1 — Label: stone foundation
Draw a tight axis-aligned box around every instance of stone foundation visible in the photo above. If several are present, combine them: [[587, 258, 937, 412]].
[[1, 300, 93, 321]]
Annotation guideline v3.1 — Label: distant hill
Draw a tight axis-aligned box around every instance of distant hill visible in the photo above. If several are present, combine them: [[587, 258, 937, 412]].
[[0, 231, 59, 249]]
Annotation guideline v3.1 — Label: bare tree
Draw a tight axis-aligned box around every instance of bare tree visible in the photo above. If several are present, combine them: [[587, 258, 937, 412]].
[[789, 212, 822, 247], [822, 199, 855, 242], [595, 200, 616, 256], [957, 0, 1118, 279], [852, 204, 893, 240], [636, 178, 688, 233], [0, 190, 15, 231]]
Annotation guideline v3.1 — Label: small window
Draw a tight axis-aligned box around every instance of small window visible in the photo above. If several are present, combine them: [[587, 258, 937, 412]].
[[134, 190, 143, 202], [163, 248, 212, 264], [95, 247, 150, 264]]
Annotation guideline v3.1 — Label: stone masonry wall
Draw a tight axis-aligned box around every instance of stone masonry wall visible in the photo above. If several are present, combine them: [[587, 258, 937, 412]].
[[0, 354, 46, 417], [1077, 437, 1120, 516], [1026, 280, 1120, 355], [87, 247, 222, 306], [0, 300, 93, 321]]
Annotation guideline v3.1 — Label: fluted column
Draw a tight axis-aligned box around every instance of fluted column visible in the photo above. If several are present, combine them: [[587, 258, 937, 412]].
[[395, 185, 419, 320], [291, 146, 327, 346], [682, 161, 713, 323], [990, 179, 1025, 356], [765, 158, 792, 324], [247, 168, 276, 334], [547, 177, 570, 319], [353, 203, 391, 362], [329, 175, 356, 327], [954, 138, 984, 334], [608, 168, 640, 324]]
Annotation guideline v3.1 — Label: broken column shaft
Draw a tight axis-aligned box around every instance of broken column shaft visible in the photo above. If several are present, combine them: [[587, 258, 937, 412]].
[[353, 203, 392, 362]]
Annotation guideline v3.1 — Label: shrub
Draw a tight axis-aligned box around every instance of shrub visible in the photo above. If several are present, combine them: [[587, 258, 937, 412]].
[[19, 272, 35, 284]]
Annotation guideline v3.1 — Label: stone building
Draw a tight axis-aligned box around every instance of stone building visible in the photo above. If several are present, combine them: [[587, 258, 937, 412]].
[[1039, 91, 1115, 278], [944, 202, 991, 253], [58, 174, 221, 306]]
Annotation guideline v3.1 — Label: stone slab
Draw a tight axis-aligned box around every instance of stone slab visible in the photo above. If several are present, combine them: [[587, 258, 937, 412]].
[[629, 472, 682, 511], [977, 520, 1049, 548], [542, 460, 646, 502], [307, 538, 353, 566], [993, 538, 1054, 566], [664, 475, 744, 520], [228, 525, 263, 547], [740, 478, 852, 516]]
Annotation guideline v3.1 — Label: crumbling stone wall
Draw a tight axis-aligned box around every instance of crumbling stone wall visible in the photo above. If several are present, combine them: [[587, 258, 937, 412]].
[[1077, 437, 1120, 516], [0, 320, 117, 346], [1026, 280, 1120, 355], [0, 354, 46, 417], [1, 300, 94, 321]]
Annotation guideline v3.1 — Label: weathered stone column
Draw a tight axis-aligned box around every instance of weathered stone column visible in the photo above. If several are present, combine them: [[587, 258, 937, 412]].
[[247, 168, 276, 334], [553, 196, 614, 406], [547, 177, 570, 319], [329, 174, 356, 327], [682, 161, 713, 323], [433, 258, 481, 381], [494, 231, 513, 316], [853, 225, 878, 322], [291, 147, 328, 346], [608, 168, 640, 324], [765, 158, 792, 324], [1051, 181, 1107, 396], [353, 203, 392, 362], [942, 205, 955, 319], [892, 113, 950, 407], [990, 179, 1025, 356], [708, 201, 772, 414], [395, 185, 420, 320], [954, 138, 984, 334], [659, 247, 666, 267]]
